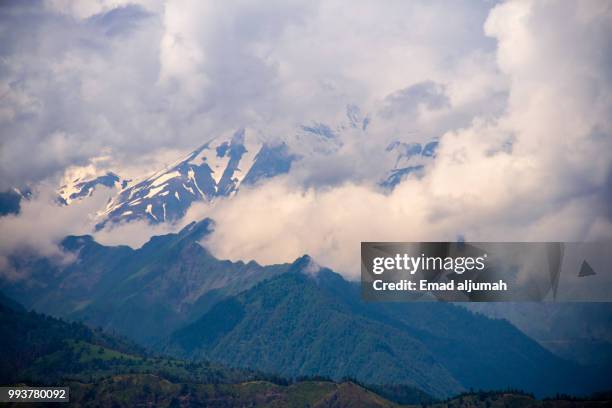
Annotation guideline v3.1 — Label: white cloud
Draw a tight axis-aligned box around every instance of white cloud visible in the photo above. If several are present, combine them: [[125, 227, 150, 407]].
[[0, 185, 111, 280], [0, 0, 610, 281], [196, 0, 612, 278], [0, 0, 499, 189], [92, 216, 180, 248]]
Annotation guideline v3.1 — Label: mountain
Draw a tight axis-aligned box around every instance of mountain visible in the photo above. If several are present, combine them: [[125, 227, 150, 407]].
[[163, 256, 610, 399], [4, 226, 611, 398], [45, 106, 436, 228], [1, 220, 289, 345], [5, 107, 438, 228], [96, 128, 294, 228], [0, 291, 148, 385], [0, 190, 20, 216], [67, 377, 403, 408], [0, 293, 418, 407], [2, 291, 610, 407], [58, 171, 125, 205], [464, 302, 612, 367], [0, 288, 25, 311], [380, 140, 438, 189], [0, 188, 30, 216], [419, 391, 612, 408], [289, 105, 368, 157]]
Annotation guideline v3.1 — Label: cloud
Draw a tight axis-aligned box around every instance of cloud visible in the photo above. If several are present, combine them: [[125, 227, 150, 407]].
[[0, 0, 501, 190], [197, 0, 612, 278], [92, 216, 180, 248], [0, 184, 112, 279], [0, 0, 610, 282]]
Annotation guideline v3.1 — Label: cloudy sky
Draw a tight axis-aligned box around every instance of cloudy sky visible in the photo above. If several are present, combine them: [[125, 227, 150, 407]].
[[0, 0, 611, 277]]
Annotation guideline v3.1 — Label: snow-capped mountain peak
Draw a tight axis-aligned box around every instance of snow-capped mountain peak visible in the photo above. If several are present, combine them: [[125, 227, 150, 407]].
[[96, 128, 293, 228], [51, 112, 438, 229]]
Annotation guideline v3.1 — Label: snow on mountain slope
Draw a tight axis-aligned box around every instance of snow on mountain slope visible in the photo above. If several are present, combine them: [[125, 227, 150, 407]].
[[58, 172, 125, 205], [53, 106, 437, 228], [96, 128, 294, 228]]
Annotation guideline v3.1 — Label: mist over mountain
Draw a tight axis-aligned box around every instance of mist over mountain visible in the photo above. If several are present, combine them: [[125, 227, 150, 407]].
[[1, 0, 610, 255], [41, 108, 437, 231]]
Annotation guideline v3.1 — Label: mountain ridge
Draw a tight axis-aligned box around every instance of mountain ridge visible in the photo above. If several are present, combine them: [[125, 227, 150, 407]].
[[162, 256, 610, 399], [96, 129, 294, 228], [32, 106, 439, 228], [0, 292, 430, 407], [3, 222, 610, 399], [1, 219, 290, 344]]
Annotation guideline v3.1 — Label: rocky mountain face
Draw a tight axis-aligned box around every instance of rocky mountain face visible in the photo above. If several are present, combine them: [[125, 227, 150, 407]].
[[97, 129, 294, 228]]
